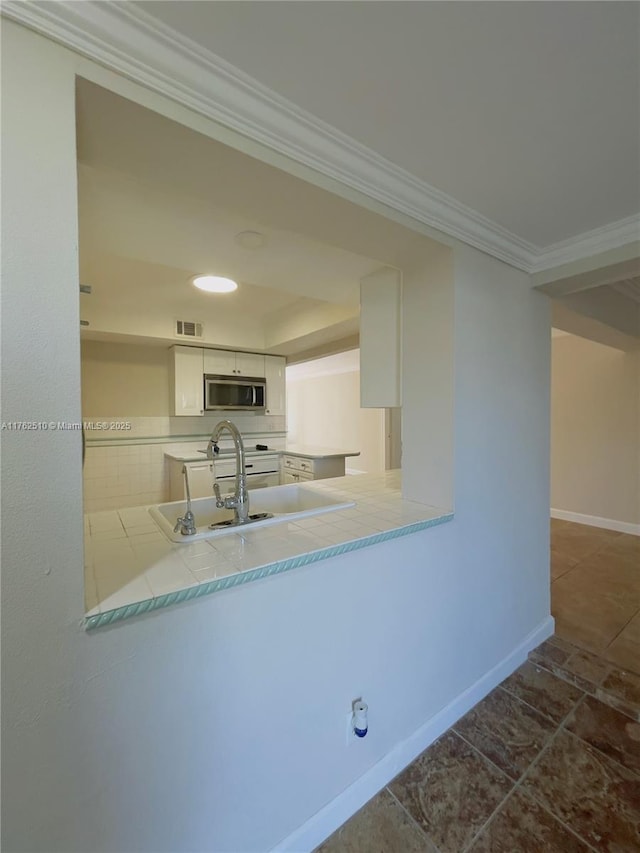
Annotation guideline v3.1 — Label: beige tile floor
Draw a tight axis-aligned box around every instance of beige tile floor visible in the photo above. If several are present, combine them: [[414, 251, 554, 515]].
[[551, 519, 640, 674], [317, 521, 640, 852]]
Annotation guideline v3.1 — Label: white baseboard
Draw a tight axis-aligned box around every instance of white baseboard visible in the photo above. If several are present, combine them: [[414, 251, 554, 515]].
[[271, 615, 554, 853], [551, 508, 640, 536]]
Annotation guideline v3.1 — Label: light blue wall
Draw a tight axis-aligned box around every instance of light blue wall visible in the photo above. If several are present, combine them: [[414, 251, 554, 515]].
[[1, 21, 550, 852]]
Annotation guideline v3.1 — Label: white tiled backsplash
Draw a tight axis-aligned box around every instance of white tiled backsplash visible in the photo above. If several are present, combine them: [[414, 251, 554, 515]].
[[83, 444, 169, 513], [82, 414, 287, 512]]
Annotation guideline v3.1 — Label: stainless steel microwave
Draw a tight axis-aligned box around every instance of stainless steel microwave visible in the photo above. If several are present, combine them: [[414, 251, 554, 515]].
[[204, 374, 266, 411]]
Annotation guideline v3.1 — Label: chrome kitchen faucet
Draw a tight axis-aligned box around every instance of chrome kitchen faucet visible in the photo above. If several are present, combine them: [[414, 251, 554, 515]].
[[207, 419, 250, 524]]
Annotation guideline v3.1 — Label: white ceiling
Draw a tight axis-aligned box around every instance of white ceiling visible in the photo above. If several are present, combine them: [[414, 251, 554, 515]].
[[76, 76, 639, 358], [67, 6, 640, 358], [76, 80, 392, 354], [133, 1, 640, 248]]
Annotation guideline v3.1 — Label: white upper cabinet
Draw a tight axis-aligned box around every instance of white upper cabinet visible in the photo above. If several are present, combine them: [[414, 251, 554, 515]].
[[203, 349, 236, 376], [203, 349, 265, 377], [170, 346, 204, 416], [172, 347, 276, 417], [264, 355, 286, 416], [236, 352, 265, 377]]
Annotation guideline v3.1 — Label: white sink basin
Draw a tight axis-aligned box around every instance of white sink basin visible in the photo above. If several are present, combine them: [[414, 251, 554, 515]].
[[149, 484, 355, 542]]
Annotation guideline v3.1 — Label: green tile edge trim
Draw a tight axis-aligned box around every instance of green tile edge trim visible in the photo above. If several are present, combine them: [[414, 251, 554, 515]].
[[85, 512, 454, 631]]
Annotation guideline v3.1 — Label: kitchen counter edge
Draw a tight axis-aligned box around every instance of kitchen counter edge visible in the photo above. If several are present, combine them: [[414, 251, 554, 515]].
[[165, 446, 361, 462]]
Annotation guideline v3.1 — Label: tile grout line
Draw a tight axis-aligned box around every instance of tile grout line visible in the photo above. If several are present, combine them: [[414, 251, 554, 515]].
[[549, 532, 620, 586], [451, 728, 516, 787], [459, 690, 600, 852], [549, 546, 583, 581], [460, 786, 518, 853], [456, 704, 596, 853], [446, 729, 522, 853], [464, 656, 618, 850], [497, 680, 585, 728], [505, 693, 603, 853], [383, 786, 444, 853], [546, 636, 608, 664], [529, 654, 608, 698], [532, 651, 640, 721], [451, 682, 574, 786], [563, 725, 640, 781], [515, 689, 640, 851], [603, 604, 640, 649]]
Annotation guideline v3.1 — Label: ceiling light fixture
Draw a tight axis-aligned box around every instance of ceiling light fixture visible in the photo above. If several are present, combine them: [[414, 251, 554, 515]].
[[191, 275, 238, 293]]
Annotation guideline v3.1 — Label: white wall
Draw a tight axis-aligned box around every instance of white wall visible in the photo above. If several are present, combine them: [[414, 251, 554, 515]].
[[286, 360, 385, 474], [81, 340, 171, 417], [551, 333, 640, 528], [401, 240, 455, 509], [1, 22, 551, 853]]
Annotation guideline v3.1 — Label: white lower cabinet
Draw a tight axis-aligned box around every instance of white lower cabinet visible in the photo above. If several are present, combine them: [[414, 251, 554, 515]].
[[169, 459, 215, 500], [280, 454, 346, 483], [168, 453, 347, 498], [169, 456, 280, 500], [282, 470, 314, 484]]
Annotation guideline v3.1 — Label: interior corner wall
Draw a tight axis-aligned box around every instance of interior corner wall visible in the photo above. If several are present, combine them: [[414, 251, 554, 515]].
[[286, 370, 385, 473], [81, 340, 171, 417], [401, 240, 454, 509], [551, 334, 640, 527]]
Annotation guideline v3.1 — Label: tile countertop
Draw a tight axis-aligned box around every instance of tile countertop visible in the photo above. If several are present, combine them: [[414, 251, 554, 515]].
[[83, 471, 453, 630], [281, 445, 361, 459], [164, 445, 360, 463]]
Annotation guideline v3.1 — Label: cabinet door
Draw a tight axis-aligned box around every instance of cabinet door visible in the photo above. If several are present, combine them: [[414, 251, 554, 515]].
[[184, 462, 216, 499], [172, 346, 203, 416], [264, 355, 286, 416], [235, 352, 265, 377], [203, 349, 236, 375], [282, 470, 313, 484]]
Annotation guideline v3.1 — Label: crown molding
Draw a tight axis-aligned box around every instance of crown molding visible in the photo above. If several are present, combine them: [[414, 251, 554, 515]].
[[2, 0, 539, 271], [3, 1, 638, 276], [531, 214, 640, 273]]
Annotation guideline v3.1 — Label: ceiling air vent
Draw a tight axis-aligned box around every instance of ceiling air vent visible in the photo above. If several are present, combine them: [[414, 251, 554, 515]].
[[175, 320, 203, 338]]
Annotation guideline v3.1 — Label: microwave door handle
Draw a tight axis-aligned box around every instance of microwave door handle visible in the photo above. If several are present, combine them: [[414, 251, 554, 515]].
[[252, 385, 256, 406]]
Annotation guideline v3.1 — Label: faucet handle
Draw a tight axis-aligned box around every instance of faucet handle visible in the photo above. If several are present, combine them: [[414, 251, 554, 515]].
[[174, 512, 197, 535], [213, 481, 225, 508]]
